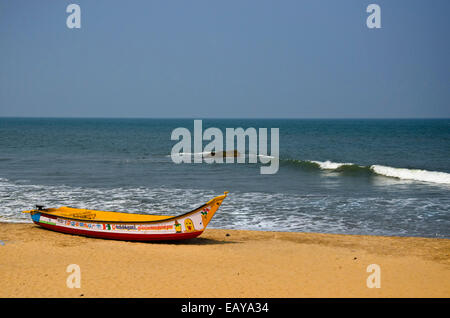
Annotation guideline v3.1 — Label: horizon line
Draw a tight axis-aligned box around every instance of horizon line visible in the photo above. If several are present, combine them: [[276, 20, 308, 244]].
[[1, 116, 449, 120]]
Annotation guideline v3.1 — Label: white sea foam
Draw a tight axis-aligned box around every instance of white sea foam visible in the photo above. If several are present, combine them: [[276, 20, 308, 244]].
[[0, 179, 218, 223], [1, 177, 449, 237], [310, 160, 354, 170], [173, 152, 276, 163], [370, 165, 450, 185], [256, 154, 275, 159], [307, 160, 450, 185]]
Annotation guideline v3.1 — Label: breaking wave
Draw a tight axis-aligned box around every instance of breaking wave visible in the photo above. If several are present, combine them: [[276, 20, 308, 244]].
[[282, 159, 450, 185], [370, 165, 450, 185]]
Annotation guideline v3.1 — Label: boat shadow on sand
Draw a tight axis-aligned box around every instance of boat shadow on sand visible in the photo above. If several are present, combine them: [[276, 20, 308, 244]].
[[155, 236, 239, 245]]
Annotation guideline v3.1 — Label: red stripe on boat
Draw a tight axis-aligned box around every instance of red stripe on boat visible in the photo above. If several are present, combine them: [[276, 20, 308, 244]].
[[34, 221, 203, 241]]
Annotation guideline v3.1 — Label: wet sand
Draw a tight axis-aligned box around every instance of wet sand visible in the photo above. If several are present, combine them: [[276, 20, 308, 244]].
[[0, 223, 449, 298]]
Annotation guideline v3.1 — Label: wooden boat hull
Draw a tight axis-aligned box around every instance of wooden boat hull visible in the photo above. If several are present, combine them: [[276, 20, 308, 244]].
[[24, 192, 228, 241], [34, 219, 204, 241]]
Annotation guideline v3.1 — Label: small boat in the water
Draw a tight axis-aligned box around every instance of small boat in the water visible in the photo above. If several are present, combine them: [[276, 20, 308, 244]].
[[23, 192, 228, 241], [205, 150, 240, 158]]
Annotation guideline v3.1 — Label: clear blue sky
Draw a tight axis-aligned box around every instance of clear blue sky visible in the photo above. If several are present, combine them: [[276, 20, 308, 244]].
[[0, 0, 449, 118]]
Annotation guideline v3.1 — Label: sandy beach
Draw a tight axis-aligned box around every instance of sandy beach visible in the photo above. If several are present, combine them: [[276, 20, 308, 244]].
[[0, 222, 449, 298]]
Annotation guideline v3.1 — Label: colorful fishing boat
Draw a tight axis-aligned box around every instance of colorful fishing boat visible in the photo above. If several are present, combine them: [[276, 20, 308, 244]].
[[23, 192, 228, 241]]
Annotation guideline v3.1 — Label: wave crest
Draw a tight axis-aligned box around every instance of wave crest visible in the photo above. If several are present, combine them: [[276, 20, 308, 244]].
[[371, 165, 450, 184], [282, 159, 450, 184]]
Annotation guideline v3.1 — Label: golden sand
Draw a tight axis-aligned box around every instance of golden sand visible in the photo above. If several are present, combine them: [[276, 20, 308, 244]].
[[0, 223, 449, 298]]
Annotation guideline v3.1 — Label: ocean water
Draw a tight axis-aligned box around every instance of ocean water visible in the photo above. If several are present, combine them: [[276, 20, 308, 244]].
[[0, 118, 449, 238]]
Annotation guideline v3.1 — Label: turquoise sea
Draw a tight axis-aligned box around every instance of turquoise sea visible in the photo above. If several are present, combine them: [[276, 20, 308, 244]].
[[0, 118, 449, 238]]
